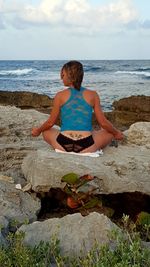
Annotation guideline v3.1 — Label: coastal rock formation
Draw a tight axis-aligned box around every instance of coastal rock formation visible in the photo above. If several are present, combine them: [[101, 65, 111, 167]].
[[0, 91, 53, 114], [0, 180, 41, 225], [0, 104, 150, 255], [21, 117, 150, 195], [22, 143, 150, 195], [113, 95, 150, 112], [0, 105, 49, 180], [18, 212, 117, 257], [107, 95, 150, 129], [124, 122, 150, 146], [0, 105, 150, 196], [0, 91, 150, 129]]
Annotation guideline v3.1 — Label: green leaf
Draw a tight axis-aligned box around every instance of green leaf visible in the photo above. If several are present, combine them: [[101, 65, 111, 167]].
[[135, 211, 150, 226], [61, 173, 79, 185], [83, 197, 100, 209]]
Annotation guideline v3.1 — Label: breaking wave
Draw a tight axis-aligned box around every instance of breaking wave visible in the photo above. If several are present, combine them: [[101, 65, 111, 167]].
[[115, 70, 150, 78], [0, 68, 33, 76]]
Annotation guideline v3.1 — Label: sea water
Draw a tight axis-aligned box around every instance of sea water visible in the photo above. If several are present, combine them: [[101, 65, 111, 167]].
[[0, 60, 150, 111]]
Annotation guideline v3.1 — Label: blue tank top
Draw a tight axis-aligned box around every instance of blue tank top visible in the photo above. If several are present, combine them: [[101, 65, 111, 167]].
[[61, 87, 93, 131]]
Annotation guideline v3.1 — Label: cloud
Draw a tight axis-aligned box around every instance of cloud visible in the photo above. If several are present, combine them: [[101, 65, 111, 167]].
[[22, 0, 138, 26], [0, 0, 145, 34], [0, 0, 5, 28], [141, 20, 150, 29], [0, 0, 4, 9], [0, 16, 5, 29], [20, 0, 63, 25], [0, 0, 26, 29]]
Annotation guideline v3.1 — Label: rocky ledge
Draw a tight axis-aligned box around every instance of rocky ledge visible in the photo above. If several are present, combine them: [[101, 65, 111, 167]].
[[22, 141, 150, 195], [107, 95, 150, 129], [0, 104, 150, 256], [0, 90, 53, 113], [0, 91, 150, 129]]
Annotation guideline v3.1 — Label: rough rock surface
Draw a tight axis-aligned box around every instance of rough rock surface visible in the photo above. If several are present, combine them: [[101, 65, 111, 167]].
[[0, 180, 41, 225], [22, 120, 150, 195], [0, 91, 53, 113], [22, 144, 150, 195], [0, 105, 48, 144], [107, 95, 150, 129], [1, 105, 150, 197], [0, 105, 49, 180], [113, 95, 150, 112], [1, 91, 150, 129], [124, 122, 150, 146], [18, 212, 117, 257], [0, 102, 150, 255]]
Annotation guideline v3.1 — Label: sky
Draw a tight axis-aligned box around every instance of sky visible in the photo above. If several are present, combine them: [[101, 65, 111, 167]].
[[0, 0, 150, 60]]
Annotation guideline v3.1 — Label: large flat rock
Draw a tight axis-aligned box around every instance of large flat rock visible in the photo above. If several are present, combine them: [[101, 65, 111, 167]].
[[22, 121, 150, 195], [18, 212, 117, 257], [1, 105, 150, 197], [22, 144, 150, 195]]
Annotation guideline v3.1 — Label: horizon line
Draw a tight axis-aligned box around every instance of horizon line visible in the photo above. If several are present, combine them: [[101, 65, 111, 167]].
[[0, 58, 150, 61]]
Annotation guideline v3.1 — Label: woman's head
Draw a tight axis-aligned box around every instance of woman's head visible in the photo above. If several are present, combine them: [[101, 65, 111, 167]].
[[61, 61, 84, 90]]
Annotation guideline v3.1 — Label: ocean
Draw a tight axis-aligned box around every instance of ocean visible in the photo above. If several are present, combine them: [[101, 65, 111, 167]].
[[0, 60, 150, 111]]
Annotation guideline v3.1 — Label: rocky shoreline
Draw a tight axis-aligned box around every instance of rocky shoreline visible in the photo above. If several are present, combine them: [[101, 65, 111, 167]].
[[0, 91, 150, 255], [1, 90, 150, 130]]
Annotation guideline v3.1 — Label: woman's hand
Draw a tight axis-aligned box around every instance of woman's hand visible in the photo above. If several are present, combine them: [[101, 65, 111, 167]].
[[32, 127, 41, 137], [113, 130, 124, 140]]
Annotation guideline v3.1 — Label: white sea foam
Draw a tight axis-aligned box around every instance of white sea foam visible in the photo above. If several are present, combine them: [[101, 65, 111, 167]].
[[115, 70, 150, 77], [0, 68, 33, 76]]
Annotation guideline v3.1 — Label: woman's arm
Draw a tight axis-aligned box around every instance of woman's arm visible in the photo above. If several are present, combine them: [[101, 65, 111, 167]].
[[32, 92, 61, 137], [93, 92, 124, 140]]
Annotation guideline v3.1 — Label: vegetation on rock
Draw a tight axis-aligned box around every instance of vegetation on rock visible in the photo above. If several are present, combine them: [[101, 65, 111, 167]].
[[0, 215, 150, 267], [61, 173, 102, 210]]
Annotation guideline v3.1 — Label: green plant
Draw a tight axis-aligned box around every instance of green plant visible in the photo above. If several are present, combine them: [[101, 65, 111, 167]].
[[135, 212, 150, 226], [74, 215, 150, 267], [135, 211, 150, 241], [0, 231, 67, 267], [61, 173, 101, 210], [0, 221, 150, 267]]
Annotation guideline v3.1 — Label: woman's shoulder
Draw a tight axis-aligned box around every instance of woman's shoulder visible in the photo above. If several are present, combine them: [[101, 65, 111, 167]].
[[83, 87, 95, 93], [83, 88, 97, 97], [55, 88, 70, 97], [55, 88, 71, 106], [83, 88, 97, 106]]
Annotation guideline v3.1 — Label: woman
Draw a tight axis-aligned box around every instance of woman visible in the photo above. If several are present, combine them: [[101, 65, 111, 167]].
[[32, 61, 124, 152]]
